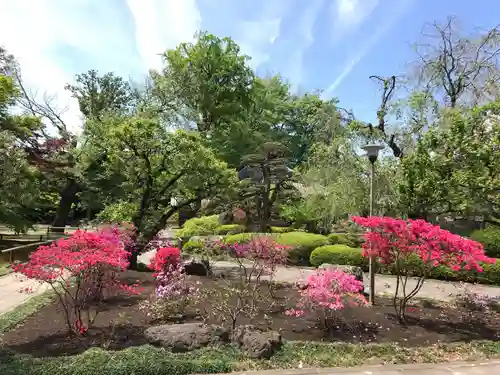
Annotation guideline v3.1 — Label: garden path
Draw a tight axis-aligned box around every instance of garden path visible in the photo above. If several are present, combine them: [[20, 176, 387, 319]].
[[139, 249, 500, 302], [217, 360, 500, 375], [0, 271, 51, 315]]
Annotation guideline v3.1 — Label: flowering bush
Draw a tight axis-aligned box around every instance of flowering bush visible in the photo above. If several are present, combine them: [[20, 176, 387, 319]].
[[14, 227, 139, 335], [454, 282, 500, 316], [285, 269, 366, 329], [149, 247, 181, 275], [205, 236, 289, 328], [140, 262, 200, 320], [230, 236, 289, 283], [352, 216, 495, 323]]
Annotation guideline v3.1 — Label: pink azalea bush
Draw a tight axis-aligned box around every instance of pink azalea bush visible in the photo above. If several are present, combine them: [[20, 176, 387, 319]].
[[230, 236, 289, 283], [15, 226, 139, 335], [286, 268, 367, 328], [352, 216, 495, 322]]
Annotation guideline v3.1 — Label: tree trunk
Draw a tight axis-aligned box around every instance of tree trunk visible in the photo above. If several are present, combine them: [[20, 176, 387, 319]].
[[51, 178, 79, 233]]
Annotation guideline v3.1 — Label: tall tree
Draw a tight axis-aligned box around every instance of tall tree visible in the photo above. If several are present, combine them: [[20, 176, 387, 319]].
[[65, 69, 133, 120], [86, 115, 236, 267], [399, 100, 500, 222], [412, 17, 500, 108]]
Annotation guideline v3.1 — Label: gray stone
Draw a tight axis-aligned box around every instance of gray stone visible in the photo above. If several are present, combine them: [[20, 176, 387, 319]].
[[231, 325, 282, 359], [144, 323, 229, 352]]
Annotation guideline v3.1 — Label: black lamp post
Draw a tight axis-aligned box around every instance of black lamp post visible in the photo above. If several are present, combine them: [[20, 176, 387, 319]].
[[361, 143, 384, 305]]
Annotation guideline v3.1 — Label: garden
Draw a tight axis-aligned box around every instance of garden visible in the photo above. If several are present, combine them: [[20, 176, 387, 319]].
[[2, 215, 500, 374], [2, 13, 500, 375]]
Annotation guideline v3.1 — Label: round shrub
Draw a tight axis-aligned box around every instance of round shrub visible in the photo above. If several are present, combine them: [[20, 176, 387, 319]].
[[270, 226, 293, 233], [182, 240, 204, 254], [328, 233, 364, 247], [214, 224, 246, 235], [176, 215, 219, 238], [276, 232, 330, 265], [223, 232, 272, 245], [470, 227, 500, 258], [310, 245, 366, 268]]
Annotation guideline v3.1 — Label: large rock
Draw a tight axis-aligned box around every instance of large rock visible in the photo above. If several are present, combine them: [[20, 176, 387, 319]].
[[319, 264, 365, 293], [183, 258, 210, 276], [144, 323, 229, 352], [231, 325, 282, 359]]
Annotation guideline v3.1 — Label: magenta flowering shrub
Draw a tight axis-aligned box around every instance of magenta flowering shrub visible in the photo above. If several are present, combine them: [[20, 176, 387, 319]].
[[286, 269, 366, 328]]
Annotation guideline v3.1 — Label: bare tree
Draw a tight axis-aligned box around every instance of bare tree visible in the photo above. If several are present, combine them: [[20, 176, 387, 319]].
[[412, 16, 500, 107]]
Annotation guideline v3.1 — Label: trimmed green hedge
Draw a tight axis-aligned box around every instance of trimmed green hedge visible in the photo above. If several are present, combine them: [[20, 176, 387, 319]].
[[276, 232, 330, 265], [310, 245, 500, 286], [223, 233, 272, 245], [328, 233, 364, 247], [214, 224, 245, 235], [471, 227, 500, 258], [176, 215, 220, 238], [270, 226, 293, 233], [182, 239, 204, 254], [310, 245, 365, 268]]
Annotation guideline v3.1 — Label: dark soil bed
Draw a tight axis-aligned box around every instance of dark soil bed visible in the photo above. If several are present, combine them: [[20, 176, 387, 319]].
[[2, 270, 500, 357]]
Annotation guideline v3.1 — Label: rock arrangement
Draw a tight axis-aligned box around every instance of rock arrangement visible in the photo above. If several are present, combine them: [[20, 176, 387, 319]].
[[144, 323, 282, 359]]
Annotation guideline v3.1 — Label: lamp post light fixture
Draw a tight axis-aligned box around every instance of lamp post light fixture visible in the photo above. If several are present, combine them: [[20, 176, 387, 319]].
[[361, 143, 384, 305]]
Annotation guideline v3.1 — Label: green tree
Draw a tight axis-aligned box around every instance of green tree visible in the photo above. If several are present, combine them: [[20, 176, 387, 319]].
[[88, 115, 236, 267], [238, 142, 295, 232], [399, 100, 500, 223]]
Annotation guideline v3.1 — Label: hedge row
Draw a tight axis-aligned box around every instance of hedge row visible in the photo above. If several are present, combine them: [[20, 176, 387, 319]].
[[309, 245, 500, 286], [177, 215, 294, 238], [223, 232, 330, 265]]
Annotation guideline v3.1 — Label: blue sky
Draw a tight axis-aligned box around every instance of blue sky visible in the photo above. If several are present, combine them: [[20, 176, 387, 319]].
[[1, 0, 499, 133]]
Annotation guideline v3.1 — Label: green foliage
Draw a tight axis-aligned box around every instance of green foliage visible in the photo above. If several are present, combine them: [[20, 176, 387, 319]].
[[182, 239, 204, 254], [223, 232, 272, 245], [87, 117, 236, 245], [399, 101, 500, 221], [276, 232, 330, 265], [214, 224, 245, 235], [328, 233, 359, 246], [176, 215, 220, 238], [270, 226, 293, 233], [96, 201, 137, 223], [3, 339, 500, 374], [470, 227, 500, 258], [309, 245, 365, 268], [65, 69, 133, 120]]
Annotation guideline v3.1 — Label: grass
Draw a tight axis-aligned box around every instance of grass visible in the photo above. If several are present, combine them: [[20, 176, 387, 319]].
[[2, 340, 500, 375], [0, 288, 57, 334]]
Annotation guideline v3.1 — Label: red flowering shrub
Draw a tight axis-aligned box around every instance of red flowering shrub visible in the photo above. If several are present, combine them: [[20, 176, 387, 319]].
[[149, 247, 181, 275], [14, 227, 139, 336], [286, 268, 366, 329], [352, 216, 495, 323]]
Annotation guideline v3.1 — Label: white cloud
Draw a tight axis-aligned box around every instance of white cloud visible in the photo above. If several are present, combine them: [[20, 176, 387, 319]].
[[330, 0, 379, 43], [237, 18, 281, 70], [322, 0, 414, 98], [0, 0, 83, 134], [285, 0, 324, 91], [126, 0, 202, 71]]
